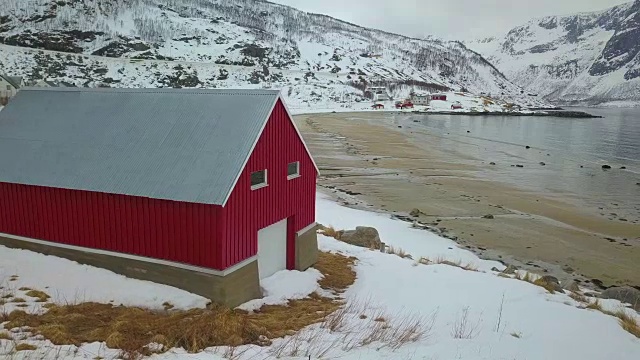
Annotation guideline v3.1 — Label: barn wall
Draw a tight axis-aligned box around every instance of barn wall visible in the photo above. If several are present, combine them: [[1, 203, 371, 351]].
[[0, 183, 224, 269], [221, 99, 317, 269]]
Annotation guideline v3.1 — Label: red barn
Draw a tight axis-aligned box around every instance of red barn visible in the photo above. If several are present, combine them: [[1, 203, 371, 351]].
[[431, 94, 447, 101], [0, 87, 319, 307]]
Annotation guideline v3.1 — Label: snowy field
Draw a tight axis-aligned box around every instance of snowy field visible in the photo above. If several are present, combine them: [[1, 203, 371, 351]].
[[1, 193, 639, 359]]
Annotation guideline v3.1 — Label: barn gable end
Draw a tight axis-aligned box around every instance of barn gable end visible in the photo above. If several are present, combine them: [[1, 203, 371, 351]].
[[220, 99, 318, 269]]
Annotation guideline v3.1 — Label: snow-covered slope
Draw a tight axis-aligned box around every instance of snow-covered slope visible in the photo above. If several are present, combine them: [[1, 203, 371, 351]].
[[0, 0, 547, 109], [467, 0, 640, 106]]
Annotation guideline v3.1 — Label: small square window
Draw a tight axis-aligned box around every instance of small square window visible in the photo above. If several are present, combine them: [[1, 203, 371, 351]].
[[287, 161, 300, 179], [250, 169, 267, 190]]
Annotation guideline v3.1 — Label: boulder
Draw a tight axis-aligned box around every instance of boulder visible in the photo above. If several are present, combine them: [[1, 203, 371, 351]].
[[600, 286, 640, 310], [602, 164, 611, 169], [562, 280, 581, 292], [339, 226, 382, 249], [502, 264, 518, 274], [410, 208, 422, 217], [489, 162, 496, 165], [482, 214, 495, 219], [491, 267, 500, 272], [539, 162, 546, 166]]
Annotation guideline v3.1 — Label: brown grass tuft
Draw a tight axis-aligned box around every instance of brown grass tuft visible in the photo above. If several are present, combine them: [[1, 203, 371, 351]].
[[614, 310, 640, 338], [586, 299, 603, 311], [1, 251, 357, 355], [0, 331, 11, 340], [386, 246, 413, 259], [25, 290, 50, 302], [315, 252, 356, 293], [18, 287, 32, 291], [14, 343, 37, 351], [569, 292, 587, 303], [10, 298, 26, 303], [533, 278, 557, 294]]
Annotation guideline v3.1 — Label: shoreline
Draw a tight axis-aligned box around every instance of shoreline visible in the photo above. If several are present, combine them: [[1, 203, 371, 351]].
[[296, 111, 639, 291]]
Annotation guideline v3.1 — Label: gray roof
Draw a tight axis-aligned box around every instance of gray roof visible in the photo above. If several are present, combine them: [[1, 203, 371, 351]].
[[0, 87, 282, 205], [1, 75, 22, 89]]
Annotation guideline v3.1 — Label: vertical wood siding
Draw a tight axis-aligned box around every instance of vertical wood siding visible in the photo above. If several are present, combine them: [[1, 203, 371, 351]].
[[0, 183, 223, 269], [222, 100, 317, 269]]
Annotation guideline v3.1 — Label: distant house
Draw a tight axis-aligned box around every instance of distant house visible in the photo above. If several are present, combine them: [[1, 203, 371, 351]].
[[431, 94, 447, 101], [367, 86, 390, 102], [0, 75, 23, 105], [411, 93, 430, 106], [0, 87, 320, 307], [372, 103, 384, 110]]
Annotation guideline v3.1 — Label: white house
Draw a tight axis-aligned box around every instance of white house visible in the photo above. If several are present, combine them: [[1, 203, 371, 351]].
[[411, 93, 431, 106], [0, 75, 23, 105]]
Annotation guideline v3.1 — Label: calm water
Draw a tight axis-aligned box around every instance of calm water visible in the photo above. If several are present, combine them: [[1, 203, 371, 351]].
[[397, 107, 640, 217]]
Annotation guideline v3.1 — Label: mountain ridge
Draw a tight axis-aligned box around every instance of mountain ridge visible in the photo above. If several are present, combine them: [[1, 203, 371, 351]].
[[0, 0, 547, 109], [466, 0, 640, 105]]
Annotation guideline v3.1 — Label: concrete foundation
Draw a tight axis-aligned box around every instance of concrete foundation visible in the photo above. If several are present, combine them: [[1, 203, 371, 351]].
[[0, 234, 261, 308], [295, 224, 319, 271]]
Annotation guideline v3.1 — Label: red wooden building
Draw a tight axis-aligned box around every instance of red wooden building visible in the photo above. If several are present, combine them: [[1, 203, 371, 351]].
[[0, 87, 320, 307], [431, 94, 447, 101]]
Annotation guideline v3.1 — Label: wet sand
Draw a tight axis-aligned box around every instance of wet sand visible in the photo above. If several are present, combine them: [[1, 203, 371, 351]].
[[295, 112, 640, 289]]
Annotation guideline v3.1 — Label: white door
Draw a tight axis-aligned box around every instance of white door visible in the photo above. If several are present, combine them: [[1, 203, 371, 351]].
[[257, 219, 288, 280]]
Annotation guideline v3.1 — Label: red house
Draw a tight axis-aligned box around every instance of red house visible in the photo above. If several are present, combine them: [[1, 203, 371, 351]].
[[371, 103, 384, 110], [0, 87, 319, 307], [431, 94, 447, 101]]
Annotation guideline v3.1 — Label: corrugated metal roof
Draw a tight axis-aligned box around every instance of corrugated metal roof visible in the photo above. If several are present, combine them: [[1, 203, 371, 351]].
[[1, 74, 22, 89], [0, 87, 281, 205]]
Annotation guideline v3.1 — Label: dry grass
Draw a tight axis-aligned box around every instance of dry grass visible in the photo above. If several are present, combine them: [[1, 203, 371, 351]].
[[586, 299, 604, 311], [386, 246, 413, 259], [514, 272, 533, 283], [568, 292, 587, 303], [0, 331, 12, 340], [417, 257, 478, 272], [10, 298, 26, 303], [315, 252, 357, 293], [319, 226, 341, 240], [532, 278, 557, 294], [2, 251, 357, 355], [614, 310, 640, 338], [451, 306, 482, 339], [24, 290, 50, 302], [14, 343, 37, 351]]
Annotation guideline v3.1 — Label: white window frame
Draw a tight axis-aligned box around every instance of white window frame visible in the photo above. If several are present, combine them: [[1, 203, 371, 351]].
[[287, 161, 300, 180], [250, 169, 268, 190]]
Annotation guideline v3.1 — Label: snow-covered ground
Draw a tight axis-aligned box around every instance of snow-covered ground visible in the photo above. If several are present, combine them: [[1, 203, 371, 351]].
[[1, 193, 639, 359]]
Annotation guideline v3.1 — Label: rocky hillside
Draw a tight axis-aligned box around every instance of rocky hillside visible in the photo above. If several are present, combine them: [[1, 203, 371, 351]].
[[467, 0, 640, 106], [0, 0, 547, 109]]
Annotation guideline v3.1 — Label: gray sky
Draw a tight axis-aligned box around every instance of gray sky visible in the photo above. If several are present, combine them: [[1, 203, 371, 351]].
[[270, 0, 631, 39]]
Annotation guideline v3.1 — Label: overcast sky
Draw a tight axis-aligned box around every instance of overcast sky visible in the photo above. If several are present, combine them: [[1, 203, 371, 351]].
[[269, 0, 631, 39]]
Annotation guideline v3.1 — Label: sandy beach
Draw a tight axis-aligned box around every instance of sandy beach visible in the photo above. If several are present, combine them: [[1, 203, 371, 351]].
[[295, 111, 640, 290]]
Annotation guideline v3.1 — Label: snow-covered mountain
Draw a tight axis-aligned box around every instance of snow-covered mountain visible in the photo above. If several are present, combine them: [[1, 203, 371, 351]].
[[467, 0, 640, 106], [0, 0, 547, 109]]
